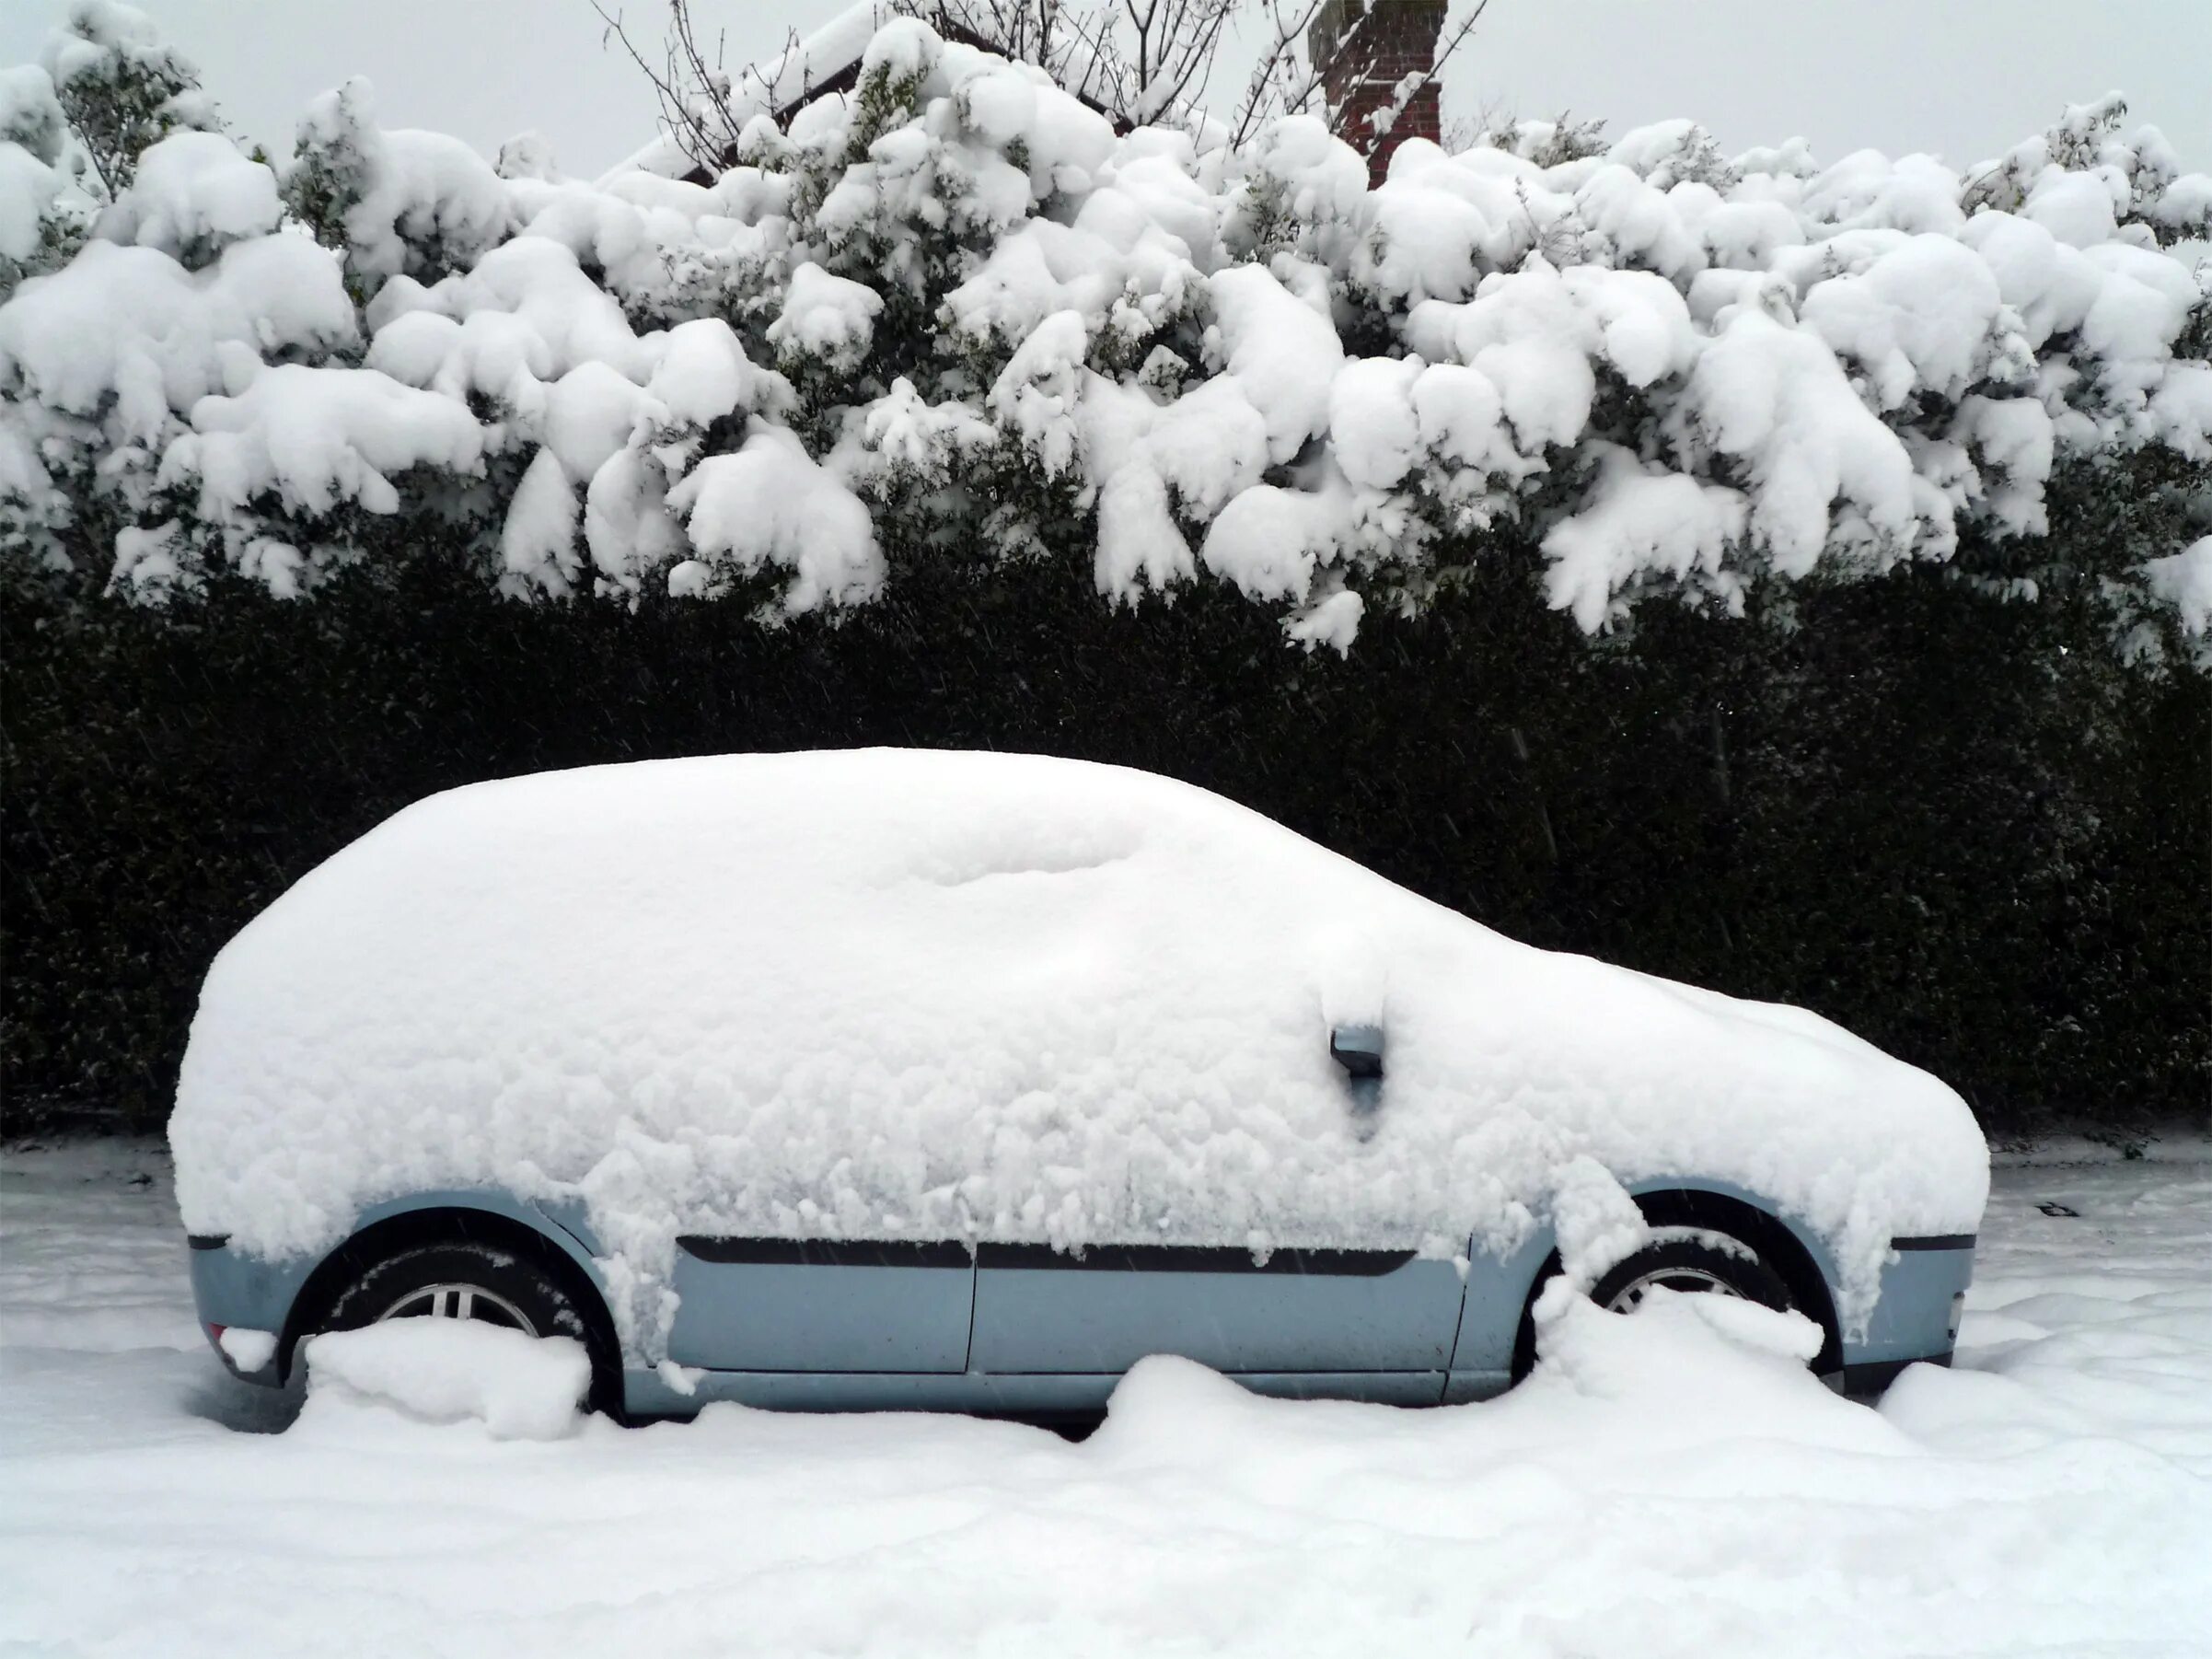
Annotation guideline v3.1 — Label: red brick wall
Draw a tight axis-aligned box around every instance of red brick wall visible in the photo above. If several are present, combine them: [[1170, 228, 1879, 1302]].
[[1312, 0, 1446, 185]]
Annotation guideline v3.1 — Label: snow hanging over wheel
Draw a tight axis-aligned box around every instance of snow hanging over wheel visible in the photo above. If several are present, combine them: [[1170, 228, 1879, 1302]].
[[170, 749, 1987, 1359]]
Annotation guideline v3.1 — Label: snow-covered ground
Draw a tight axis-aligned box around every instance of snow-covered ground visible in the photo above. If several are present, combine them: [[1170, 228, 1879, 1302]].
[[2, 1137, 2207, 1657]]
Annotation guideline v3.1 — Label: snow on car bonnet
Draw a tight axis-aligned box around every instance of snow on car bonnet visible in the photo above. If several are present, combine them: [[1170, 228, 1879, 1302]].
[[170, 749, 1986, 1354]]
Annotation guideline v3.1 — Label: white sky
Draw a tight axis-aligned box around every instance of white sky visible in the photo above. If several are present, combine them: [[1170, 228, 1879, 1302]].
[[4, 0, 2207, 181]]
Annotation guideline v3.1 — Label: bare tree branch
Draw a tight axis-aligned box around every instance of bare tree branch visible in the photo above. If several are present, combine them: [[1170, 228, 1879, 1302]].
[[1361, 0, 1489, 148], [594, 0, 1497, 179], [1231, 0, 1493, 157], [592, 0, 749, 172], [1226, 0, 1328, 152]]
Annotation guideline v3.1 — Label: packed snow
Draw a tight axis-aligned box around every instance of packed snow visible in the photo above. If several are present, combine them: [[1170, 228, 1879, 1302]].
[[2, 10, 2207, 655], [303, 1322, 592, 1441], [213, 1324, 275, 1371], [3, 1137, 2206, 1656], [170, 749, 1986, 1361]]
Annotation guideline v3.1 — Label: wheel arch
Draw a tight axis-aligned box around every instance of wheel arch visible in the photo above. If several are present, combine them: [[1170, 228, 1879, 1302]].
[[276, 1194, 620, 1398], [1508, 1183, 1844, 1381]]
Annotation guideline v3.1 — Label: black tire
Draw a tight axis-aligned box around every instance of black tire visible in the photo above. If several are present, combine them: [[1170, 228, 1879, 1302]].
[[1587, 1231, 1793, 1316], [1512, 1229, 1794, 1380], [318, 1240, 619, 1413]]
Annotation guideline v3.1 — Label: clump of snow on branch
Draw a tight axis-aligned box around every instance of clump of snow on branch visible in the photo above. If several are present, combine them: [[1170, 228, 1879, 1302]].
[[2, 7, 2209, 652]]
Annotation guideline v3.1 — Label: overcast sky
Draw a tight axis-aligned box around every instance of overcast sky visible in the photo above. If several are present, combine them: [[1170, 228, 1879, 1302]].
[[4, 0, 2207, 181]]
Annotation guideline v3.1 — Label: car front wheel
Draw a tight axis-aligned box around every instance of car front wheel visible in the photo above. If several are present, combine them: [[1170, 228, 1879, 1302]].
[[1587, 1229, 1794, 1317]]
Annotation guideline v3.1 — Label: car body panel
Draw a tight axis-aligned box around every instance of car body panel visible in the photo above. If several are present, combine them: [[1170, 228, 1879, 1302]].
[[188, 1179, 1975, 1413], [1444, 1229, 1557, 1381], [189, 1187, 608, 1382], [187, 1236, 314, 1378], [969, 1244, 1466, 1375], [1852, 1240, 1975, 1366], [666, 1238, 974, 1373], [620, 1366, 1452, 1418]]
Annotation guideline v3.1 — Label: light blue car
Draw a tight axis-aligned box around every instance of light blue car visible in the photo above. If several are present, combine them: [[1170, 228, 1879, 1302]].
[[174, 750, 1984, 1421], [188, 1178, 1975, 1418]]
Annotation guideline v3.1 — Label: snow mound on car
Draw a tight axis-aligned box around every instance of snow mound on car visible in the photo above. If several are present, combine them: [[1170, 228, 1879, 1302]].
[[170, 748, 1986, 1355], [302, 1322, 590, 1441]]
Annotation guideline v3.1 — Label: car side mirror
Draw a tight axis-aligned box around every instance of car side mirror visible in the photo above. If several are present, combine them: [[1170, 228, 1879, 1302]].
[[1329, 1024, 1384, 1080], [1331, 1024, 1384, 1136]]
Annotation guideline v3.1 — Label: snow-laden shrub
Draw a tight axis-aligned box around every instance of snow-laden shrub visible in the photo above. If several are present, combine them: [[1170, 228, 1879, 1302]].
[[2, 14, 2208, 663], [40, 0, 219, 195], [0, 65, 95, 299]]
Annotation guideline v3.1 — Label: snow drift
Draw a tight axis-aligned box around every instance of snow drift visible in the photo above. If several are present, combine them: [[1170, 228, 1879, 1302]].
[[170, 748, 1987, 1357], [303, 1321, 591, 1440]]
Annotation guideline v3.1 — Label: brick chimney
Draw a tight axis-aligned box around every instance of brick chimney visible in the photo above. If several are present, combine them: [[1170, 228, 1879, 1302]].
[[1309, 0, 1446, 186]]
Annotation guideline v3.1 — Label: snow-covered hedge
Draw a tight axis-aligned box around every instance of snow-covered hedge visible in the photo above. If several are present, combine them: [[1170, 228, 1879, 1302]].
[[3, 6, 2210, 659]]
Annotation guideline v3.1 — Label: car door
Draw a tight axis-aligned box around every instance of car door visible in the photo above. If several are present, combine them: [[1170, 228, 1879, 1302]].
[[665, 1236, 975, 1373], [967, 1238, 1467, 1398]]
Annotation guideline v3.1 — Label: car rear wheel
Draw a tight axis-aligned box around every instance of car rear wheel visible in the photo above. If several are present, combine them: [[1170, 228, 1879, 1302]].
[[318, 1240, 617, 1410], [326, 1242, 585, 1338]]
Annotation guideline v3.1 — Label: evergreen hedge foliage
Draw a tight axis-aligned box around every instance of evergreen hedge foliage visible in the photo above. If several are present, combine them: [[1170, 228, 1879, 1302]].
[[6, 539, 2204, 1137], [6, 11, 2208, 1145]]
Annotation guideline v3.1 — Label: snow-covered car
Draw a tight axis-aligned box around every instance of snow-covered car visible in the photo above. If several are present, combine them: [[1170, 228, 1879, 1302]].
[[172, 749, 1986, 1417]]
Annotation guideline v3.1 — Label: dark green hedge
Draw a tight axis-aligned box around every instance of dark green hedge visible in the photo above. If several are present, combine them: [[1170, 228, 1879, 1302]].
[[4, 545, 2206, 1135]]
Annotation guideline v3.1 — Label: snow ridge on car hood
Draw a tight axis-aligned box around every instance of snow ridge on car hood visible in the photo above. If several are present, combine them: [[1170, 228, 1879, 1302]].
[[169, 748, 1987, 1354]]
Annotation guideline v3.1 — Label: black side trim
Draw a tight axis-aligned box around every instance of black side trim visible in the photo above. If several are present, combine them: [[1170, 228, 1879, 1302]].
[[1889, 1234, 1976, 1251], [187, 1234, 231, 1251], [676, 1237, 1426, 1275], [677, 1236, 971, 1269], [976, 1242, 1419, 1276], [1840, 1352, 1951, 1397]]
